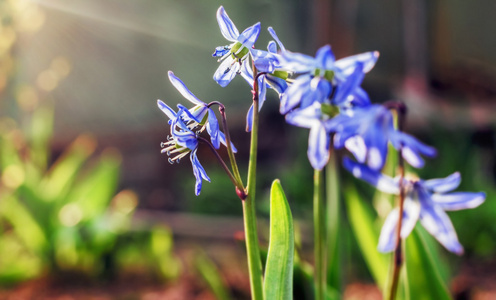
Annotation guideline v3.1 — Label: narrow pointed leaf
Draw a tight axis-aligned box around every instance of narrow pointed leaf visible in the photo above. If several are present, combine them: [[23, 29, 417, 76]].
[[404, 226, 452, 300], [40, 134, 97, 202], [264, 179, 294, 300], [345, 185, 389, 288]]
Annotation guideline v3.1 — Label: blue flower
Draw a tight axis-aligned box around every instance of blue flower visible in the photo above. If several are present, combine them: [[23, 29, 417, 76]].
[[343, 158, 486, 255], [285, 102, 335, 170], [157, 101, 210, 196], [168, 71, 221, 148], [212, 6, 261, 87], [167, 71, 236, 151], [158, 72, 237, 195], [329, 104, 437, 170], [252, 27, 287, 73], [278, 45, 379, 114], [241, 27, 288, 131]]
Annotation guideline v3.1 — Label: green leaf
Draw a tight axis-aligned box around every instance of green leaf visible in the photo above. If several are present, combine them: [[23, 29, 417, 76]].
[[0, 194, 48, 254], [326, 154, 341, 292], [344, 185, 389, 288], [195, 250, 229, 300], [404, 226, 453, 300], [264, 179, 294, 300], [29, 103, 54, 171], [39, 134, 96, 202], [65, 148, 122, 222]]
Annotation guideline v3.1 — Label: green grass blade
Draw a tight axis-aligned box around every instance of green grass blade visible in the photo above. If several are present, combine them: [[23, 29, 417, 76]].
[[65, 148, 122, 222], [344, 185, 388, 288], [40, 134, 96, 202], [195, 250, 230, 300], [264, 179, 294, 300], [404, 226, 452, 300]]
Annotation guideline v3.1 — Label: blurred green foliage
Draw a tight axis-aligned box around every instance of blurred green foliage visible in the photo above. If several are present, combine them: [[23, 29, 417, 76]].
[[0, 104, 180, 284]]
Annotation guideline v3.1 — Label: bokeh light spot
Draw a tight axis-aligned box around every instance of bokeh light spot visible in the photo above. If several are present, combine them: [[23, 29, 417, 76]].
[[50, 56, 72, 78], [59, 203, 83, 227], [112, 190, 138, 215], [2, 164, 25, 189], [17, 85, 39, 111], [36, 69, 59, 91]]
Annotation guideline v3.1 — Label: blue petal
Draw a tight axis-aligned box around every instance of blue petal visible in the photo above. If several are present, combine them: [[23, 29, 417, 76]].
[[326, 114, 358, 147], [218, 131, 237, 153], [252, 50, 278, 73], [335, 51, 380, 76], [344, 136, 367, 163], [213, 57, 240, 87], [304, 77, 331, 108], [419, 204, 464, 255], [245, 104, 254, 132], [307, 123, 330, 170], [168, 71, 204, 106], [176, 104, 202, 124], [206, 108, 220, 149], [315, 45, 335, 70], [349, 87, 370, 107], [423, 172, 461, 193], [362, 113, 391, 170], [377, 198, 420, 253], [267, 41, 277, 53], [343, 157, 399, 194], [172, 108, 195, 132], [280, 74, 312, 114], [258, 75, 267, 108], [377, 209, 399, 253], [279, 51, 317, 73], [332, 62, 364, 106], [431, 192, 485, 211], [213, 45, 231, 57], [157, 100, 176, 120], [191, 148, 210, 196], [268, 27, 286, 52], [240, 58, 254, 85], [216, 6, 239, 42], [390, 131, 437, 168], [237, 22, 261, 48], [265, 74, 288, 94], [285, 102, 321, 129]]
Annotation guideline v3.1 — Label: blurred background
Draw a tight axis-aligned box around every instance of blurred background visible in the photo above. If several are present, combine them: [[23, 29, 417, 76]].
[[0, 0, 494, 299]]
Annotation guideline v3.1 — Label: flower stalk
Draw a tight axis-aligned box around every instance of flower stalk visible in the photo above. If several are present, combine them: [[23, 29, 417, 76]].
[[242, 63, 264, 300], [386, 102, 407, 300], [208, 101, 244, 189], [326, 148, 341, 291], [197, 137, 240, 190], [314, 168, 326, 300]]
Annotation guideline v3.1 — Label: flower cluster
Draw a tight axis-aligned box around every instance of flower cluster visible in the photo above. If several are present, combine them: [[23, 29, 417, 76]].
[[157, 5, 485, 255], [208, 6, 485, 254]]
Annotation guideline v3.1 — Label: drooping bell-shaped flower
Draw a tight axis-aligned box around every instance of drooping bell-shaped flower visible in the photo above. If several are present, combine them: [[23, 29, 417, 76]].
[[157, 72, 237, 195], [157, 101, 210, 196]]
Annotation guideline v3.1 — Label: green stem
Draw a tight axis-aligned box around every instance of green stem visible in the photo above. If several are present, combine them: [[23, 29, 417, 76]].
[[314, 168, 326, 300], [243, 64, 264, 300], [198, 137, 240, 190], [326, 149, 341, 292]]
